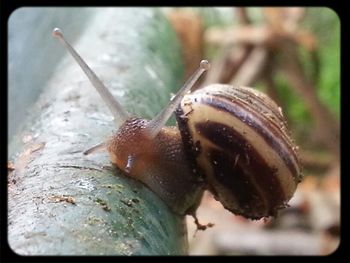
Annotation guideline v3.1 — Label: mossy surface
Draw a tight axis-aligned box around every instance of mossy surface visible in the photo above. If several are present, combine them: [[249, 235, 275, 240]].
[[8, 8, 186, 255]]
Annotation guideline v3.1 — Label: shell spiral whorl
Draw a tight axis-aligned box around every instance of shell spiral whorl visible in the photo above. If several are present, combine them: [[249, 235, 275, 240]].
[[176, 84, 302, 219]]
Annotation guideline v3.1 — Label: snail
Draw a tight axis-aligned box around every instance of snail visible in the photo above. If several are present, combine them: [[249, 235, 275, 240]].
[[53, 28, 302, 229]]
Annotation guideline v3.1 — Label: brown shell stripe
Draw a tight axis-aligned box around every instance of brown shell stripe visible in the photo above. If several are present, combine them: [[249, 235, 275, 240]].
[[203, 86, 284, 125], [201, 95, 300, 182], [198, 85, 300, 175], [216, 91, 299, 169], [195, 121, 286, 217], [228, 86, 285, 124]]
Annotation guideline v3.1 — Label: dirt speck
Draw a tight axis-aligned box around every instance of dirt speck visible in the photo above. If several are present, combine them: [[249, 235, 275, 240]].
[[49, 195, 76, 205], [95, 198, 111, 212], [7, 161, 15, 171], [120, 199, 133, 207], [15, 142, 46, 173]]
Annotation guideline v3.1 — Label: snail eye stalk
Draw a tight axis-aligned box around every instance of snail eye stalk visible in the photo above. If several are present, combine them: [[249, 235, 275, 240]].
[[52, 28, 130, 126], [145, 60, 210, 138]]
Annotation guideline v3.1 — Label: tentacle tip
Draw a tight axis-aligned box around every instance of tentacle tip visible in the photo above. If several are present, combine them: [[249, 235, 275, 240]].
[[200, 60, 211, 71], [52, 28, 63, 38]]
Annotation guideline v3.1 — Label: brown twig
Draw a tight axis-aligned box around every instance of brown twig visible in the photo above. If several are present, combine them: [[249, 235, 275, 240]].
[[167, 9, 204, 80], [204, 8, 338, 159], [229, 46, 268, 86], [236, 7, 251, 25], [280, 41, 339, 158], [202, 8, 256, 86], [299, 149, 333, 173], [262, 59, 284, 107]]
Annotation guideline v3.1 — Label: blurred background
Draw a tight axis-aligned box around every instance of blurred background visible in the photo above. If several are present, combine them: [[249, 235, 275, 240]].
[[8, 7, 340, 255], [163, 7, 340, 255]]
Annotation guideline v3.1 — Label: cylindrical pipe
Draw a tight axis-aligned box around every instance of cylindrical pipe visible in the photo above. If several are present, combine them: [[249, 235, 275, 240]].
[[8, 8, 187, 255]]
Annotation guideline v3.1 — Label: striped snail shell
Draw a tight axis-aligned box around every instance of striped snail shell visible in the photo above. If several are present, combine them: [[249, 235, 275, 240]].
[[176, 84, 302, 219]]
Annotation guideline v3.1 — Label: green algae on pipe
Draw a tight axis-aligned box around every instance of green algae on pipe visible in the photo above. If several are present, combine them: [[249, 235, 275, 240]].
[[8, 8, 187, 255]]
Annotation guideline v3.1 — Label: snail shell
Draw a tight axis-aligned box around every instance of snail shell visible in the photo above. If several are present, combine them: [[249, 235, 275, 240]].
[[176, 84, 302, 219]]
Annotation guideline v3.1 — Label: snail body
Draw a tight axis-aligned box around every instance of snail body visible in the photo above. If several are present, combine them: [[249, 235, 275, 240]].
[[53, 28, 301, 224], [107, 117, 205, 215]]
